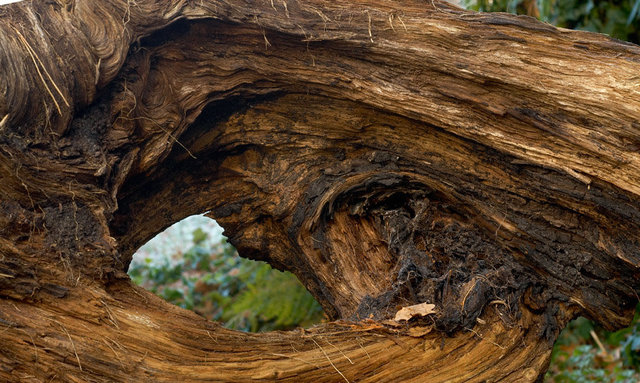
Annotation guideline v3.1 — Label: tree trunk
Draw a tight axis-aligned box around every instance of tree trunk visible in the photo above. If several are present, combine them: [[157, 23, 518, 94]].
[[1, 0, 639, 381]]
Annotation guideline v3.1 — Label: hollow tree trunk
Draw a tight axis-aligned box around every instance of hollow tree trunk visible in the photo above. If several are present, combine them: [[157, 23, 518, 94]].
[[1, 0, 640, 381]]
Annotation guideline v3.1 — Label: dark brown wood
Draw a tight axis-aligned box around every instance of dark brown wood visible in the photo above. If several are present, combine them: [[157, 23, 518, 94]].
[[1, 0, 640, 381]]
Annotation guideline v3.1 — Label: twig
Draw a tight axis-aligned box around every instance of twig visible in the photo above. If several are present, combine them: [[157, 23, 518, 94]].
[[383, 333, 420, 353], [0, 324, 12, 335], [103, 338, 125, 368], [397, 14, 408, 32], [268, 353, 320, 368], [105, 336, 126, 351], [11, 26, 69, 115], [356, 337, 370, 359], [130, 286, 148, 303], [116, 115, 196, 159], [0, 114, 8, 131], [19, 329, 38, 363], [94, 57, 101, 86], [57, 322, 83, 371], [311, 338, 350, 383], [15, 165, 35, 209], [460, 277, 479, 314], [100, 299, 120, 329], [123, 0, 136, 28], [324, 339, 353, 364], [366, 10, 374, 42], [206, 330, 218, 344], [69, 183, 79, 241], [489, 299, 507, 307], [262, 29, 271, 50], [590, 330, 608, 356], [494, 214, 506, 238], [431, 0, 442, 13], [464, 327, 506, 350]]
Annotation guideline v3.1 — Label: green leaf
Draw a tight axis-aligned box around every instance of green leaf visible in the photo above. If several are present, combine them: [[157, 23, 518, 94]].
[[628, 0, 640, 25]]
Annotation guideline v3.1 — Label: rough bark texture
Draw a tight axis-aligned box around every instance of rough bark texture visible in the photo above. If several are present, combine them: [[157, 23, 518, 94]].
[[1, 0, 640, 381]]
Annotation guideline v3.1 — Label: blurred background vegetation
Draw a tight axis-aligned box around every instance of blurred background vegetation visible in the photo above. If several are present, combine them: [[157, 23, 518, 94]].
[[129, 221, 324, 333], [130, 1, 640, 379], [464, 0, 639, 44]]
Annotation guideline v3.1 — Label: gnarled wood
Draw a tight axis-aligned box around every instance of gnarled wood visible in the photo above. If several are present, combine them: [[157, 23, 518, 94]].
[[1, 0, 639, 381]]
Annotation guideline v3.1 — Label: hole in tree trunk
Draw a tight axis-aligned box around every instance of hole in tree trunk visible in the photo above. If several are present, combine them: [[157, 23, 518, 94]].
[[128, 215, 325, 332]]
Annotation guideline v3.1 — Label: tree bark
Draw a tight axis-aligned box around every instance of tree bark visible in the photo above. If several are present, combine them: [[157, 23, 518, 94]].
[[1, 0, 640, 381]]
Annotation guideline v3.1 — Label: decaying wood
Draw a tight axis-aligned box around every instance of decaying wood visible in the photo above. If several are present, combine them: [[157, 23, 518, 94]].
[[1, 0, 639, 381]]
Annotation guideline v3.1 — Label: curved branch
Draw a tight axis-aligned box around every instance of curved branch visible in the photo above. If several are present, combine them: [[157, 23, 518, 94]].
[[1, 0, 639, 382]]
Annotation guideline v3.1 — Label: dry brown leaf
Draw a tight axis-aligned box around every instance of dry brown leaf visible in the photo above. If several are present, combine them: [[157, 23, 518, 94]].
[[407, 326, 433, 337], [394, 303, 436, 321]]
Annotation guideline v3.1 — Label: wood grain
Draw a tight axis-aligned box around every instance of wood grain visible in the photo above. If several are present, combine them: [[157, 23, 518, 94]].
[[1, 0, 639, 381]]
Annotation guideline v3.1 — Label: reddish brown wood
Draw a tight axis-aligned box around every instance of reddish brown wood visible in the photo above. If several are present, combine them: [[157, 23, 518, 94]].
[[1, 0, 640, 381]]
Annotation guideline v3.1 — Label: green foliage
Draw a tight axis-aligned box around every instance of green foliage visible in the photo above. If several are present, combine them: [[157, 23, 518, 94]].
[[464, 0, 640, 44], [612, 309, 640, 370], [129, 229, 325, 332], [545, 306, 640, 382], [549, 345, 638, 382]]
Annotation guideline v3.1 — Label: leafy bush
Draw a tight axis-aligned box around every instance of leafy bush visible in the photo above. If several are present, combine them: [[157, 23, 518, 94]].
[[549, 344, 638, 382], [463, 0, 640, 44], [545, 309, 640, 382], [129, 228, 325, 332]]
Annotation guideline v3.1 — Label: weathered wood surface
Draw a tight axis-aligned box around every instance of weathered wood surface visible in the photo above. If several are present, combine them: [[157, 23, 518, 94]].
[[1, 0, 639, 381]]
